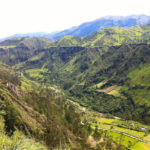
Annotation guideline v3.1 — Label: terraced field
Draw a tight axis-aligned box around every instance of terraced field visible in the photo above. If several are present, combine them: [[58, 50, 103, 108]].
[[69, 99, 150, 149]]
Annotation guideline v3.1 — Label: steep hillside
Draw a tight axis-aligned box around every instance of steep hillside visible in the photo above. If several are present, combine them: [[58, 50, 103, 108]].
[[0, 63, 87, 149], [0, 62, 129, 149]]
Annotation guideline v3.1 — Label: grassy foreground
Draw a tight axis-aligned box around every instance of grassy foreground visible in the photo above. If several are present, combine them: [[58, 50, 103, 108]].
[[0, 116, 47, 150]]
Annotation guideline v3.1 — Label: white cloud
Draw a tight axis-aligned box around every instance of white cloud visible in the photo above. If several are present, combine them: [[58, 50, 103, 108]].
[[0, 0, 150, 38]]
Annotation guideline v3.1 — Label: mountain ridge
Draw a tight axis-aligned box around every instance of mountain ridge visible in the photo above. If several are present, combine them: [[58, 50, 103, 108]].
[[51, 14, 150, 39], [1, 14, 150, 41]]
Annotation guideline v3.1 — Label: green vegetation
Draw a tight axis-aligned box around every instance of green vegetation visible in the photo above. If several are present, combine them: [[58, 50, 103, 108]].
[[131, 135, 150, 150], [53, 25, 150, 47], [0, 45, 16, 49], [72, 100, 150, 149], [0, 62, 132, 149], [108, 131, 136, 147], [132, 142, 150, 150], [128, 63, 150, 88], [1, 64, 125, 149], [0, 116, 47, 150], [108, 86, 121, 96], [53, 35, 82, 46], [6, 30, 149, 124], [1, 24, 150, 149]]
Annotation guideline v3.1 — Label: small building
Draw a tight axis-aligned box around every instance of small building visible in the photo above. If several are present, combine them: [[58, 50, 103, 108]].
[[140, 127, 147, 130], [130, 123, 135, 126]]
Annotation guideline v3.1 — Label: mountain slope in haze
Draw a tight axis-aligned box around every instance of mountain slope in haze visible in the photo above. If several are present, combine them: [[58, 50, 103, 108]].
[[51, 14, 150, 39], [1, 14, 150, 41], [0, 31, 59, 42], [51, 25, 150, 47]]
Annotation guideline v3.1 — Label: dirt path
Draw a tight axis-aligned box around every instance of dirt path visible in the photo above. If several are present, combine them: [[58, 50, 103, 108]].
[[96, 85, 117, 93]]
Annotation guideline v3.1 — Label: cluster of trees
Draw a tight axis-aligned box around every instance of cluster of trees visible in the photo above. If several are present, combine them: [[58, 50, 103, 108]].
[[0, 67, 20, 86], [1, 80, 129, 149]]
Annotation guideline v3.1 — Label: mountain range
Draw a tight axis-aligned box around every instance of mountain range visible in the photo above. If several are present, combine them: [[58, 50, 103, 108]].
[[1, 14, 150, 41], [50, 14, 150, 39]]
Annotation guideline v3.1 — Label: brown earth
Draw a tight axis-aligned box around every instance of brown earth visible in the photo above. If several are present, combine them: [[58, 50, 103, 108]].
[[96, 85, 117, 93]]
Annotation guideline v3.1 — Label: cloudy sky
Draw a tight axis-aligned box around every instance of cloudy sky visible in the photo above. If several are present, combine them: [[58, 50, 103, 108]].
[[0, 0, 150, 38]]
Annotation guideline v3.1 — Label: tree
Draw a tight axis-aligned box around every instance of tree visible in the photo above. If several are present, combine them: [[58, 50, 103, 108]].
[[4, 104, 22, 135], [93, 125, 100, 140], [87, 124, 92, 135]]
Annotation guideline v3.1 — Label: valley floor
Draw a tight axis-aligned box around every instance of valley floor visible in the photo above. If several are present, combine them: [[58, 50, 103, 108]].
[[67, 99, 150, 150]]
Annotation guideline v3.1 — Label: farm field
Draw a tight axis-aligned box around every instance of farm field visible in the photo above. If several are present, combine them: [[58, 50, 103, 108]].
[[74, 101, 150, 148]]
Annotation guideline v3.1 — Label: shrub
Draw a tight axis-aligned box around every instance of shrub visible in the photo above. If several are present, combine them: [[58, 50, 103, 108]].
[[4, 104, 22, 135]]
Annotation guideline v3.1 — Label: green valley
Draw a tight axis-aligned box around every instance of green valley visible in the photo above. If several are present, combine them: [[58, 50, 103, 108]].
[[0, 24, 150, 149]]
